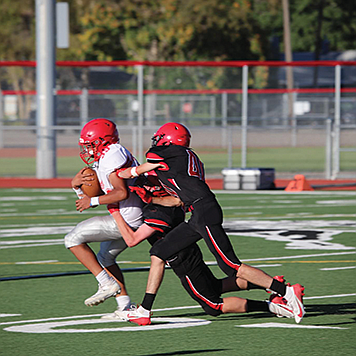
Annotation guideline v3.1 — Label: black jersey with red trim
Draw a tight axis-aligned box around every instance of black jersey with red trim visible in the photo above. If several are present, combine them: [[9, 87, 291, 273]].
[[146, 145, 215, 205]]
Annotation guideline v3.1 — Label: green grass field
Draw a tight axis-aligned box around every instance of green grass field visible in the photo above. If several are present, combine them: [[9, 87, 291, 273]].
[[1, 146, 355, 177], [0, 188, 355, 356]]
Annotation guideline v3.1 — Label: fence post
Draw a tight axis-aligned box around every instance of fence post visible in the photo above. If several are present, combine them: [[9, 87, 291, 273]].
[[325, 118, 332, 179], [227, 125, 232, 168], [136, 64, 144, 163], [35, 0, 57, 179], [332, 64, 341, 180], [210, 96, 216, 126], [221, 91, 228, 147], [241, 65, 248, 168], [80, 87, 88, 128], [0, 92, 3, 149]]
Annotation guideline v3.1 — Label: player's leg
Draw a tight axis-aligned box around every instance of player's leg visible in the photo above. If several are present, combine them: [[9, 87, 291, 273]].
[[187, 198, 241, 277], [64, 215, 124, 306], [189, 199, 305, 323], [98, 240, 137, 320]]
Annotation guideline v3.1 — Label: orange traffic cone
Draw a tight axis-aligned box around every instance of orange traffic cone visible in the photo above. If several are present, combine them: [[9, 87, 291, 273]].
[[285, 174, 314, 191]]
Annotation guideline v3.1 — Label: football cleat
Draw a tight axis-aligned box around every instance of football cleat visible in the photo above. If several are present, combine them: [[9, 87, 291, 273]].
[[127, 306, 152, 326], [101, 304, 137, 321], [84, 279, 121, 307], [268, 301, 294, 319], [284, 284, 305, 324]]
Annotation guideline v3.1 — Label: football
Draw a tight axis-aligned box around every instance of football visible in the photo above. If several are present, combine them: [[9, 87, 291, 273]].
[[80, 167, 105, 197]]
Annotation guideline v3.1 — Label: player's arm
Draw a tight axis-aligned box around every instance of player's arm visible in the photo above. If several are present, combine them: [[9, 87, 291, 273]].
[[129, 186, 182, 207], [151, 195, 182, 207], [110, 210, 156, 247], [118, 162, 162, 179], [76, 171, 128, 212]]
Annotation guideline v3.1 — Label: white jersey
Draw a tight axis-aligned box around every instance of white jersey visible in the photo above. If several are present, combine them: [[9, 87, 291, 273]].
[[92, 143, 143, 229]]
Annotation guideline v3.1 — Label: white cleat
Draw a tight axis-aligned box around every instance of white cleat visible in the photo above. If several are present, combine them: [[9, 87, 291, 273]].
[[84, 279, 121, 307], [284, 284, 305, 323], [101, 304, 137, 321], [268, 300, 294, 319]]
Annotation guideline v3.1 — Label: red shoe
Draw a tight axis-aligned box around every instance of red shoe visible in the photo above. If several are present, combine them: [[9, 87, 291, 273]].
[[284, 284, 305, 324], [127, 306, 152, 326]]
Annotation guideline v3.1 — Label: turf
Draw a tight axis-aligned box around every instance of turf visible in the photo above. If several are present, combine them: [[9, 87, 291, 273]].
[[1, 146, 355, 177], [0, 188, 355, 356]]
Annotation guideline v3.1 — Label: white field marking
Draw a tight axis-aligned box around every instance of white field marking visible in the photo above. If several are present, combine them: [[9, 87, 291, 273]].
[[242, 251, 356, 262], [224, 219, 356, 230], [251, 264, 282, 268], [0, 293, 356, 332], [223, 203, 356, 210], [223, 219, 355, 250], [0, 210, 108, 217], [4, 317, 211, 333], [0, 314, 22, 318], [0, 226, 73, 238], [320, 266, 356, 271], [0, 196, 67, 201], [9, 189, 72, 193], [304, 293, 356, 300], [241, 214, 356, 220], [2, 293, 355, 327], [0, 241, 64, 249], [0, 239, 63, 245], [0, 293, 356, 333], [1, 222, 80, 229], [236, 322, 347, 330], [15, 260, 59, 265], [316, 199, 356, 205]]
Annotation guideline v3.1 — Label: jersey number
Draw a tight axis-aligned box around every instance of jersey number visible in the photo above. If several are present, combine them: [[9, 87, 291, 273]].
[[187, 150, 205, 181]]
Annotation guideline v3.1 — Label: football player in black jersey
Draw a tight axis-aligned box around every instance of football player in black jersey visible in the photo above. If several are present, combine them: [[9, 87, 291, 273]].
[[119, 122, 305, 325], [110, 179, 294, 325]]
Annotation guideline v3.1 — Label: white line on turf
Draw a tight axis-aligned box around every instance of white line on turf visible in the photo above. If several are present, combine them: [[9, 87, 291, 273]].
[[320, 266, 356, 270], [236, 323, 347, 329], [1, 293, 355, 326]]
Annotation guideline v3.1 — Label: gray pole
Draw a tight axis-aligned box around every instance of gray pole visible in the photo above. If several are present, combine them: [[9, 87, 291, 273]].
[[137, 65, 144, 163], [332, 65, 341, 180], [80, 88, 88, 128], [241, 65, 248, 168], [0, 92, 3, 149], [325, 118, 332, 179], [221, 91, 228, 148], [36, 0, 57, 178]]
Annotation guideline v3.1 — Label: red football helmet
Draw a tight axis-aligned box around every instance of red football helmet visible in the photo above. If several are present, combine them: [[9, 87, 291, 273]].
[[79, 118, 119, 165], [151, 122, 191, 147]]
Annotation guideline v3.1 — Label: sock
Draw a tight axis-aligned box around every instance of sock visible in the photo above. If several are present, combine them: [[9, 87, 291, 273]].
[[115, 295, 131, 310], [246, 299, 269, 313], [141, 293, 156, 311], [269, 279, 286, 296], [95, 270, 112, 285], [137, 305, 150, 317], [246, 282, 266, 291]]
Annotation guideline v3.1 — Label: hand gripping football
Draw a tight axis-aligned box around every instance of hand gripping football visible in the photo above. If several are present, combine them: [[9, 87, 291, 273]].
[[81, 167, 105, 197]]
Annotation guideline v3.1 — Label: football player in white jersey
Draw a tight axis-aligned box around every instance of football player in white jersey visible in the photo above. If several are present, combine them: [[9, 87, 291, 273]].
[[64, 118, 143, 313]]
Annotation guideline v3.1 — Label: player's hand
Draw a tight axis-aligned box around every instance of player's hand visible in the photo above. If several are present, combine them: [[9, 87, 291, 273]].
[[129, 186, 152, 204], [75, 195, 91, 212], [72, 167, 95, 188]]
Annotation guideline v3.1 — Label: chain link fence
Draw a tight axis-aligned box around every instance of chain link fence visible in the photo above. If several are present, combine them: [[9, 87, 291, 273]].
[[0, 61, 355, 179]]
